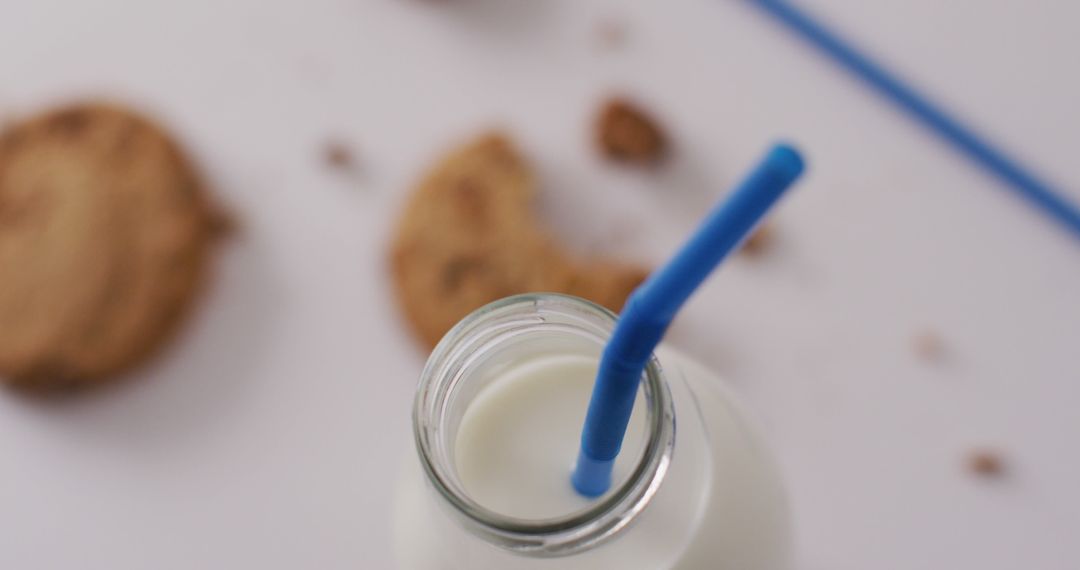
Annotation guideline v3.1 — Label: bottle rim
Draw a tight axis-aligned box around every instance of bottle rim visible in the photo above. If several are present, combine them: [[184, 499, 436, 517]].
[[412, 293, 676, 557]]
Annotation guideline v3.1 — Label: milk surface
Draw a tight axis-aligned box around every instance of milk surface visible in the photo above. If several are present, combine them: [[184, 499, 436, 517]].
[[454, 355, 647, 520]]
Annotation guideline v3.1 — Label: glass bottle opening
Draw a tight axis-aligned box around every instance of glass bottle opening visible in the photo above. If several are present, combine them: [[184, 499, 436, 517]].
[[412, 294, 676, 557]]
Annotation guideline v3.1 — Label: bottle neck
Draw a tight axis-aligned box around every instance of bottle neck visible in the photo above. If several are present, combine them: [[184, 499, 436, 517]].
[[412, 294, 676, 557]]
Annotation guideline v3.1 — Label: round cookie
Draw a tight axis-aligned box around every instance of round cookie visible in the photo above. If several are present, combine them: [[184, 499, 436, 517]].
[[390, 133, 649, 348], [0, 103, 219, 389]]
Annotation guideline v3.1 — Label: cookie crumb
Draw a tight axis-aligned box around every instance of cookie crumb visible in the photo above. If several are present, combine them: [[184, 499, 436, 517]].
[[968, 450, 1005, 478], [595, 97, 667, 165], [741, 223, 775, 256], [323, 140, 355, 171], [913, 330, 946, 362], [593, 17, 627, 50]]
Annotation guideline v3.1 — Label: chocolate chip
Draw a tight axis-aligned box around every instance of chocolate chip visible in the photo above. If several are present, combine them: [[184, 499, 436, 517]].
[[50, 108, 91, 135]]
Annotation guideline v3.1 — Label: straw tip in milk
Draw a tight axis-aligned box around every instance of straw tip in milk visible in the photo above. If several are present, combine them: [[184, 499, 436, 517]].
[[571, 452, 614, 498]]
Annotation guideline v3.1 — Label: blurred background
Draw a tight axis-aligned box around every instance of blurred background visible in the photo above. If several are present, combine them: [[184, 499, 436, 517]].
[[1, 0, 1078, 568]]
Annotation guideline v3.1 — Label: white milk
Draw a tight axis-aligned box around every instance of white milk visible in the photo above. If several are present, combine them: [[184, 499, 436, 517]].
[[395, 347, 791, 569], [454, 355, 647, 520]]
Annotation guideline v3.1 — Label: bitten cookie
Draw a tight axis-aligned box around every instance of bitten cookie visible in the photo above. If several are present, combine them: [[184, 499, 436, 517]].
[[391, 133, 649, 348], [0, 102, 221, 390]]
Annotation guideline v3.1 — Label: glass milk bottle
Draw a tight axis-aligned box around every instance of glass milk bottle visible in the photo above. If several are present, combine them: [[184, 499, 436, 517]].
[[393, 294, 790, 569]]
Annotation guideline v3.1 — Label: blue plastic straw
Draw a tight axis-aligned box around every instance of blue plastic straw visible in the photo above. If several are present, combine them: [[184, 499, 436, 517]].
[[747, 0, 1080, 242], [572, 144, 805, 497]]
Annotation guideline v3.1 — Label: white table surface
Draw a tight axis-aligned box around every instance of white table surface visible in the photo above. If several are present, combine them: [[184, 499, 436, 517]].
[[1, 1, 1078, 568]]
